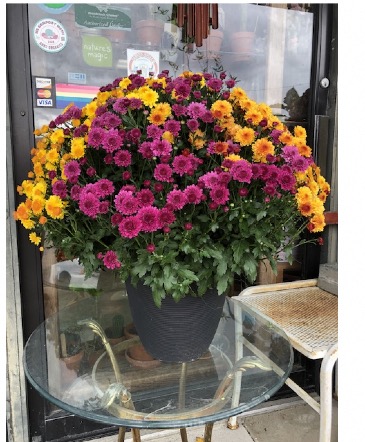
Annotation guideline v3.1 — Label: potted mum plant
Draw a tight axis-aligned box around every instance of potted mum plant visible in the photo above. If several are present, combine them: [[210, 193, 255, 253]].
[[14, 70, 330, 362]]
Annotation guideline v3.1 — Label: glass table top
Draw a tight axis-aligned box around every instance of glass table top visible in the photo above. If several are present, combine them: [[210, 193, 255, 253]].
[[23, 295, 293, 429]]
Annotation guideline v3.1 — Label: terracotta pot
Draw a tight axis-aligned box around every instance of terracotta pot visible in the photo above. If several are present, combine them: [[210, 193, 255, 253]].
[[200, 29, 224, 57], [230, 31, 255, 61], [60, 350, 84, 386], [135, 19, 164, 46], [124, 322, 156, 362]]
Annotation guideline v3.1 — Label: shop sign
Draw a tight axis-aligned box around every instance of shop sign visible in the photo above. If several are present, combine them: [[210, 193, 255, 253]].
[[33, 18, 67, 53], [127, 49, 159, 78], [82, 35, 113, 68], [32, 76, 56, 108], [75, 4, 131, 30]]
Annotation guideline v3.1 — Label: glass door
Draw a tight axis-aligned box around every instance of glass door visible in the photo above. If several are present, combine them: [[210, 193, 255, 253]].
[[8, 3, 336, 440]]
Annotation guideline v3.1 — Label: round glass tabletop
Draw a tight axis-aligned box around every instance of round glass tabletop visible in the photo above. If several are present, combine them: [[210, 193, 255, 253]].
[[23, 295, 293, 430]]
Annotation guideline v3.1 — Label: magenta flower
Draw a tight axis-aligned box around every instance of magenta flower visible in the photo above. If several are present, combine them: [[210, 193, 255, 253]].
[[88, 127, 105, 147], [102, 128, 122, 153], [114, 150, 132, 167], [154, 163, 173, 182], [151, 139, 172, 157], [172, 155, 191, 176], [115, 190, 139, 215], [118, 216, 142, 238], [100, 111, 121, 128], [278, 170, 297, 191], [79, 191, 100, 218], [95, 178, 115, 197], [166, 189, 188, 210], [138, 141, 154, 159], [147, 124, 163, 139], [159, 207, 176, 226], [187, 102, 207, 119], [146, 244, 155, 253], [209, 186, 230, 205], [137, 206, 161, 232], [230, 160, 253, 183], [164, 119, 181, 136], [102, 250, 121, 269], [184, 185, 204, 204], [64, 160, 81, 181], [52, 180, 67, 199], [137, 189, 155, 207]]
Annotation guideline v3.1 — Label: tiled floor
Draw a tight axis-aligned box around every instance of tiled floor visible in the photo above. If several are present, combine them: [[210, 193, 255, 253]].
[[95, 396, 338, 442]]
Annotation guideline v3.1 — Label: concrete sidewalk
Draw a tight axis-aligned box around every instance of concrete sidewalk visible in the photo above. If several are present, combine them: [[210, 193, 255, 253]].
[[96, 396, 338, 442]]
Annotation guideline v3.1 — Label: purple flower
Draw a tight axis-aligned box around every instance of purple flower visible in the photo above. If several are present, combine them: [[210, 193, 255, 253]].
[[102, 128, 122, 153], [94, 178, 115, 197], [151, 139, 172, 157], [52, 180, 67, 199], [79, 191, 100, 218], [70, 185, 81, 201], [114, 150, 132, 167], [159, 207, 176, 226], [64, 160, 81, 181], [88, 127, 105, 147], [118, 216, 142, 238], [99, 111, 121, 128], [137, 206, 161, 232], [114, 190, 139, 215], [138, 141, 154, 159], [164, 119, 181, 136], [166, 189, 187, 210], [187, 102, 207, 119], [147, 124, 163, 139], [186, 119, 199, 131], [172, 155, 191, 176], [137, 189, 155, 207], [230, 160, 253, 183], [278, 170, 296, 191], [209, 186, 230, 205], [184, 185, 203, 204], [102, 250, 121, 269], [291, 155, 312, 172], [206, 78, 223, 91]]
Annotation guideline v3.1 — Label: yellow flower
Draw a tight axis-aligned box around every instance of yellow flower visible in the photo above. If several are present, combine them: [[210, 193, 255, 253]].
[[119, 77, 132, 90], [50, 129, 65, 145], [31, 197, 45, 215], [45, 195, 66, 219], [308, 213, 326, 233], [279, 131, 293, 145], [21, 219, 35, 229], [32, 180, 47, 197], [162, 131, 174, 143], [210, 100, 233, 119], [139, 87, 159, 107], [33, 161, 44, 178], [46, 148, 60, 164], [13, 202, 30, 221], [189, 129, 205, 149], [148, 103, 171, 125], [234, 127, 256, 146], [83, 100, 97, 119], [245, 106, 263, 125], [29, 232, 42, 246], [71, 137, 86, 159], [294, 125, 307, 139], [252, 138, 275, 162]]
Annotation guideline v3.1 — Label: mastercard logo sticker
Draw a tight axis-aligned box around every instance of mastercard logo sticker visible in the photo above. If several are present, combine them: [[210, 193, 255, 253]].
[[37, 89, 52, 99]]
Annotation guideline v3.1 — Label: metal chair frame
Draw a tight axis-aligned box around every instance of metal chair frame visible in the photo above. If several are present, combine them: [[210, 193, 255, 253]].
[[229, 278, 338, 442]]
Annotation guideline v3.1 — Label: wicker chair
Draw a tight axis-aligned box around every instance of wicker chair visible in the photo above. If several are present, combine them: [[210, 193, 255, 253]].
[[229, 266, 338, 442]]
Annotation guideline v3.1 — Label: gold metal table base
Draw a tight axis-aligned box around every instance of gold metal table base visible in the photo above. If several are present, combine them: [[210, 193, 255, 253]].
[[117, 423, 214, 442]]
